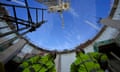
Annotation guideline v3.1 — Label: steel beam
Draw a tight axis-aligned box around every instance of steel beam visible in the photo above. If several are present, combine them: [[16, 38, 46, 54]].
[[0, 26, 9, 29], [0, 3, 47, 10], [24, 0, 33, 26], [0, 39, 27, 64], [0, 27, 28, 37]]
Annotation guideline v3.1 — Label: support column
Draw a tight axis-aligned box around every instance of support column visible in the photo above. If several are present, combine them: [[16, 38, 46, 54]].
[[58, 54, 61, 72], [0, 39, 26, 64], [55, 54, 61, 72]]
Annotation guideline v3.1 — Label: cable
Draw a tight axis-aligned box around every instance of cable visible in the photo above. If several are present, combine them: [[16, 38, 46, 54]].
[[59, 12, 64, 28]]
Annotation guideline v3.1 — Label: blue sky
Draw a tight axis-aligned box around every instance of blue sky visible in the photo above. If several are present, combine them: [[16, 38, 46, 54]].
[[0, 0, 114, 51]]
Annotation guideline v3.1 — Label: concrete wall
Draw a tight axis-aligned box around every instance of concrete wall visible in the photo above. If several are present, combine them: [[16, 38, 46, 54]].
[[85, 27, 119, 53], [115, 33, 120, 46], [60, 27, 119, 72], [113, 0, 120, 20], [61, 52, 76, 72]]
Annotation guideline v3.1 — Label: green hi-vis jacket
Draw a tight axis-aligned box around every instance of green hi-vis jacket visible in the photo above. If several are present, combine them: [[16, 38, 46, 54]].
[[19, 54, 56, 72], [71, 52, 108, 72]]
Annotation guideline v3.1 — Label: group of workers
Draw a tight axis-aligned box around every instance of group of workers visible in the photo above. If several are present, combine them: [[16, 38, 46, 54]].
[[17, 48, 109, 72]]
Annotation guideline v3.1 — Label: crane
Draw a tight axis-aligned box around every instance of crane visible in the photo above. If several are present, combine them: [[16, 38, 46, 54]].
[[36, 0, 70, 28]]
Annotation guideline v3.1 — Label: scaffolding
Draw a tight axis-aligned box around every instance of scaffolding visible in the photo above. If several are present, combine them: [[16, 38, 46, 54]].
[[0, 0, 47, 37]]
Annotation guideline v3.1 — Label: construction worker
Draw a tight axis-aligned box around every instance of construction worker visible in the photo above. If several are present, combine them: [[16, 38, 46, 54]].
[[17, 51, 56, 72], [71, 48, 108, 72]]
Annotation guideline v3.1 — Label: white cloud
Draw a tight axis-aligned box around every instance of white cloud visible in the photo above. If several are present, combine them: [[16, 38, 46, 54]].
[[62, 41, 71, 49], [64, 34, 73, 42], [69, 8, 79, 17], [12, 0, 25, 6], [85, 20, 100, 30], [67, 38, 73, 42], [77, 35, 81, 40]]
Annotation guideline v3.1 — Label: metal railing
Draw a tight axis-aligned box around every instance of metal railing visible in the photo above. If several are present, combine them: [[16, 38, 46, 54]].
[[0, 0, 47, 37]]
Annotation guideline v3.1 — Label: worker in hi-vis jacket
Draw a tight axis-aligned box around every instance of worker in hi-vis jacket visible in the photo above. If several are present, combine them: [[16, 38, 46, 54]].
[[71, 48, 108, 72], [18, 51, 56, 72]]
